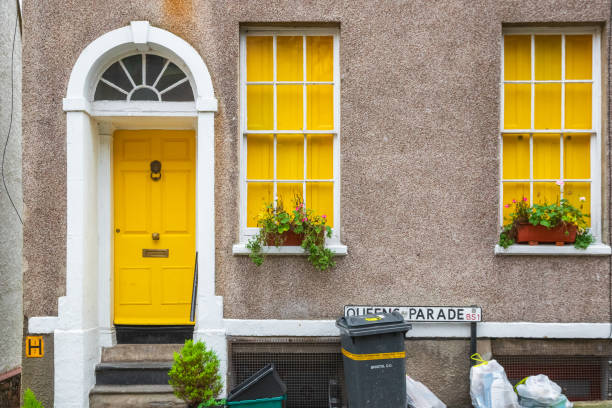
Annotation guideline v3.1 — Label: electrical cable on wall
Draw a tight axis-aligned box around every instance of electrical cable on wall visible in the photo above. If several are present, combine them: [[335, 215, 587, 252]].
[[1, 8, 22, 225]]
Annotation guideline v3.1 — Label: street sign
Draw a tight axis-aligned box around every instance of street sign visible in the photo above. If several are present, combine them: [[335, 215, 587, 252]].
[[344, 305, 482, 322], [25, 336, 44, 358]]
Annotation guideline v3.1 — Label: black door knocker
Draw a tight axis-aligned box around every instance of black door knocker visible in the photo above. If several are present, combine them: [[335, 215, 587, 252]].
[[150, 160, 162, 181]]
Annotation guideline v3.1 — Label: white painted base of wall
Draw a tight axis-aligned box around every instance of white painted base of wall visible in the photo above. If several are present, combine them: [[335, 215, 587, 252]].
[[29, 317, 612, 339], [53, 327, 99, 408], [194, 328, 228, 397], [223, 319, 612, 339], [98, 328, 116, 348]]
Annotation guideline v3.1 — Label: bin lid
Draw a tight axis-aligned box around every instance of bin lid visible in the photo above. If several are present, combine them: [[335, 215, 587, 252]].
[[335, 311, 412, 337], [227, 364, 287, 402]]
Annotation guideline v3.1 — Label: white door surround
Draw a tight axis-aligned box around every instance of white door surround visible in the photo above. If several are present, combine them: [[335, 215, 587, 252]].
[[52, 21, 221, 407]]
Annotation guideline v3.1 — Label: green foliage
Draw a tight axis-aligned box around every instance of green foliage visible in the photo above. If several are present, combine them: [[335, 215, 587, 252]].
[[574, 232, 594, 249], [499, 196, 592, 249], [198, 397, 226, 407], [246, 236, 264, 266], [526, 199, 589, 230], [22, 389, 44, 408], [247, 196, 335, 271], [498, 226, 515, 249], [168, 340, 223, 407]]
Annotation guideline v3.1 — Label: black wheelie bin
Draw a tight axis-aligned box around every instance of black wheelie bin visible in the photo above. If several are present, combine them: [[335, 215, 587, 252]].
[[336, 311, 412, 408]]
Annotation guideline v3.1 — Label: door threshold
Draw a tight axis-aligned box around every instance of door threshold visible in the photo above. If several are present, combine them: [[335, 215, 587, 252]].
[[115, 325, 194, 344]]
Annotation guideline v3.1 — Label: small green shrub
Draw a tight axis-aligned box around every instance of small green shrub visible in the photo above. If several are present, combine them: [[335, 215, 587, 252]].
[[22, 388, 44, 408], [168, 340, 224, 407]]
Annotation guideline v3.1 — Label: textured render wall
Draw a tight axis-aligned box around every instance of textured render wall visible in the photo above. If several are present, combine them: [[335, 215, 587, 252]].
[[21, 333, 54, 408], [22, 0, 612, 321], [0, 0, 22, 375], [405, 340, 472, 407]]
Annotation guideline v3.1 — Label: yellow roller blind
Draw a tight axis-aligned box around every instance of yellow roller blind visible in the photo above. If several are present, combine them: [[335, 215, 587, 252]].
[[504, 35, 530, 81], [534, 35, 561, 80], [245, 34, 335, 228], [502, 134, 529, 179], [566, 35, 592, 80], [247, 37, 273, 81], [277, 36, 303, 81]]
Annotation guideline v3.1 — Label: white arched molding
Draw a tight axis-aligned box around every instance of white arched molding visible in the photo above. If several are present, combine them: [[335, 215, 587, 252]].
[[42, 21, 223, 407], [64, 21, 217, 112]]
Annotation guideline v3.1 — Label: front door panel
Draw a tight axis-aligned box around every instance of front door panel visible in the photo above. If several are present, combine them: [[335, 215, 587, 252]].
[[114, 130, 195, 325]]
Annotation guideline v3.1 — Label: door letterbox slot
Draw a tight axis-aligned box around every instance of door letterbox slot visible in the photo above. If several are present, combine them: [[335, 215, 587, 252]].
[[142, 249, 169, 258]]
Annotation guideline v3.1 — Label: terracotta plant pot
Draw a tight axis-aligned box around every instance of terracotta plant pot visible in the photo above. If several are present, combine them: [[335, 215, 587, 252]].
[[515, 223, 577, 246], [266, 230, 305, 246]]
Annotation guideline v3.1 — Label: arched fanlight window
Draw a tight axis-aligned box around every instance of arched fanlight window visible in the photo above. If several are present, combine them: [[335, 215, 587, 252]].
[[94, 53, 194, 102]]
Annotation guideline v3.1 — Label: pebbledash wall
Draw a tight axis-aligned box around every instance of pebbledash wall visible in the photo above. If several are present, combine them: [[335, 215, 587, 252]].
[[0, 0, 22, 387], [21, 1, 612, 407]]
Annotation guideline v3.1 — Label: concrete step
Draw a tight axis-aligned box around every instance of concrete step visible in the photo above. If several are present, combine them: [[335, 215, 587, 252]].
[[95, 362, 173, 385], [89, 385, 187, 408], [102, 343, 182, 362]]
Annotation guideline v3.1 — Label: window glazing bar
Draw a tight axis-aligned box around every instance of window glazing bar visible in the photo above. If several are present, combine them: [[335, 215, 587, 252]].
[[503, 80, 592, 84], [247, 81, 334, 85], [502, 179, 592, 182], [244, 130, 337, 134], [501, 130, 595, 134], [247, 179, 335, 183]]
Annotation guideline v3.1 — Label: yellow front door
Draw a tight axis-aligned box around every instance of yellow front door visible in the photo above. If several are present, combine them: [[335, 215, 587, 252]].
[[113, 130, 196, 325]]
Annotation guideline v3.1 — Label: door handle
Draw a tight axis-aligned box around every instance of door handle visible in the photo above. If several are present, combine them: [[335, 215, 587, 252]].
[[152, 232, 160, 240]]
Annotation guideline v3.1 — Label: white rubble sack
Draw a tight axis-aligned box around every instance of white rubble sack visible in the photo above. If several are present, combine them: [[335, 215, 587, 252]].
[[405, 375, 446, 408], [470, 359, 520, 408], [516, 375, 572, 408]]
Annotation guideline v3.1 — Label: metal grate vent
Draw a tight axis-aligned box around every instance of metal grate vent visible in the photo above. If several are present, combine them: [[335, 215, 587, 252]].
[[497, 356, 609, 401], [229, 337, 344, 408]]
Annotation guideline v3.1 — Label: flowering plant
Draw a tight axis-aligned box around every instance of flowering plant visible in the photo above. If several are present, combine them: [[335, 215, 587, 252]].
[[498, 195, 593, 249], [246, 196, 335, 271]]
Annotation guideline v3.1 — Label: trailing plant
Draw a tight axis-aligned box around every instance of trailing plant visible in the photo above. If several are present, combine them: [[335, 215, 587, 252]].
[[498, 195, 593, 249], [574, 231, 594, 249], [498, 224, 515, 248], [22, 389, 44, 408], [247, 196, 335, 271], [168, 340, 223, 408]]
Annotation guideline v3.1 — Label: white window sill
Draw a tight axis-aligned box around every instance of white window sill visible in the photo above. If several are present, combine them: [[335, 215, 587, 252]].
[[494, 243, 611, 256], [232, 243, 348, 256]]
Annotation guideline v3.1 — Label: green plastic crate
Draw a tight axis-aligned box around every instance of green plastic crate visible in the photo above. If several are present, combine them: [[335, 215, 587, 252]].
[[226, 395, 286, 407]]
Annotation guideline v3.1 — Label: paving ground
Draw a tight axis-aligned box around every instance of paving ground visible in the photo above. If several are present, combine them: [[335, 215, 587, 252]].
[[574, 402, 612, 408]]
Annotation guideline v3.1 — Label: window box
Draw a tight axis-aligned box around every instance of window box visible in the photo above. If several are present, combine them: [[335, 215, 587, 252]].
[[266, 230, 305, 246], [515, 223, 577, 245]]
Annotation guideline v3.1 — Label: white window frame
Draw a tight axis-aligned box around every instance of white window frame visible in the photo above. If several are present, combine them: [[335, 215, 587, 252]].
[[90, 50, 198, 115], [497, 26, 610, 255], [236, 26, 344, 252]]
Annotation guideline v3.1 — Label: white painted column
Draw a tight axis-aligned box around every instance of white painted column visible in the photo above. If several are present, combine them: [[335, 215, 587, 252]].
[[193, 110, 227, 396], [97, 125, 115, 347], [55, 110, 100, 408]]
